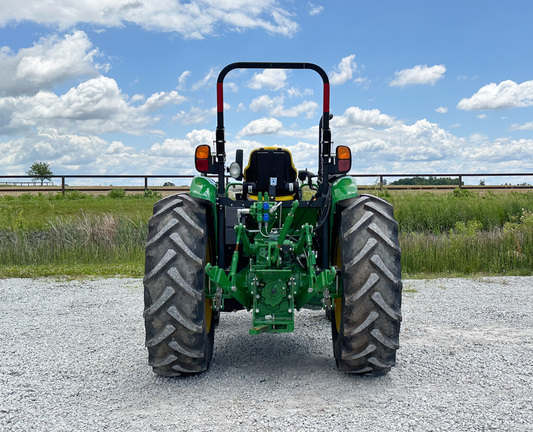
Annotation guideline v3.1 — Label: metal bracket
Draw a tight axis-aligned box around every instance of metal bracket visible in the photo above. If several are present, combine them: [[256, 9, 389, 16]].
[[215, 287, 222, 311], [323, 288, 331, 312]]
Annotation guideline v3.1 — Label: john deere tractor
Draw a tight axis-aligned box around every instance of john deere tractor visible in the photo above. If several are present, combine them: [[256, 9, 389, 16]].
[[143, 62, 402, 376]]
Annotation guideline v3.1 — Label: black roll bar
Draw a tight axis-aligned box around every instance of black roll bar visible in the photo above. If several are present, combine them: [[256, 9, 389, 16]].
[[215, 62, 331, 194]]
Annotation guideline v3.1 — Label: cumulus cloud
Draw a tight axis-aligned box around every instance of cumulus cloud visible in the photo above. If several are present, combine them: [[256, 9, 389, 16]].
[[173, 106, 217, 125], [0, 0, 299, 39], [0, 127, 219, 177], [141, 91, 186, 111], [332, 107, 396, 129], [2, 76, 155, 135], [435, 106, 448, 114], [104, 141, 135, 154], [510, 121, 533, 131], [329, 55, 357, 85], [287, 87, 313, 97], [250, 94, 318, 118], [237, 117, 283, 137], [457, 79, 533, 110], [390, 64, 446, 87], [148, 129, 212, 157], [248, 69, 287, 91], [0, 31, 101, 97], [459, 137, 533, 164]]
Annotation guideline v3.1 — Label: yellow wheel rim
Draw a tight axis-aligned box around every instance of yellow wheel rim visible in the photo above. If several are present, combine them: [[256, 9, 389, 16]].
[[205, 298, 213, 333]]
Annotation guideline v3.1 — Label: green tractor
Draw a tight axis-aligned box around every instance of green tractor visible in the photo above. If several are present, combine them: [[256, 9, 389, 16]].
[[143, 62, 402, 376]]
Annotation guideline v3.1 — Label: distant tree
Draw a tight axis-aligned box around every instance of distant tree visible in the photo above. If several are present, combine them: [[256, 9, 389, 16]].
[[162, 181, 175, 187], [390, 176, 461, 186], [479, 179, 486, 186], [27, 162, 53, 185]]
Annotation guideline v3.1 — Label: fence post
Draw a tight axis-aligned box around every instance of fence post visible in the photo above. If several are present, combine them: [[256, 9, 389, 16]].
[[61, 177, 66, 195], [144, 176, 148, 192], [458, 175, 463, 189], [379, 175, 384, 189]]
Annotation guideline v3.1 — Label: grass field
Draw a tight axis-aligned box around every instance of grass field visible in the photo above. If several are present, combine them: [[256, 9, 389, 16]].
[[1, 189, 532, 278]]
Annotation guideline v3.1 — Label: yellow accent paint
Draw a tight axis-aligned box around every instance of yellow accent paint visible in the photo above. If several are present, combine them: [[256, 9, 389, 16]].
[[247, 194, 295, 201]]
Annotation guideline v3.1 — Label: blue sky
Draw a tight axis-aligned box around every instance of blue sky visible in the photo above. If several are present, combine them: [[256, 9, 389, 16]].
[[1, 1, 532, 185]]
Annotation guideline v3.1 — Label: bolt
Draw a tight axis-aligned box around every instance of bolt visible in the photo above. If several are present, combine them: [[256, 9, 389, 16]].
[[288, 309, 293, 313], [288, 281, 292, 286], [231, 286, 237, 292], [308, 287, 314, 293], [255, 308, 260, 313], [288, 294, 292, 299], [256, 294, 260, 299]]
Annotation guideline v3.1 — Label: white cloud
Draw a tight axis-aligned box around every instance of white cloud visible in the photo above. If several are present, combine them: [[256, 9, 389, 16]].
[[308, 3, 324, 16], [131, 94, 145, 103], [173, 106, 217, 125], [436, 106, 448, 114], [141, 91, 186, 111], [275, 100, 318, 119], [477, 114, 487, 119], [287, 87, 314, 97], [330, 55, 357, 85], [459, 137, 533, 164], [0, 31, 101, 97], [2, 76, 155, 135], [192, 67, 218, 91], [510, 122, 533, 131], [250, 94, 318, 119], [177, 71, 191, 90], [250, 94, 283, 112], [354, 77, 370, 89], [457, 80, 533, 110], [390, 64, 446, 87], [237, 117, 283, 137], [332, 107, 396, 129], [0, 1, 299, 39], [248, 69, 287, 91], [0, 127, 220, 177], [104, 141, 135, 154]]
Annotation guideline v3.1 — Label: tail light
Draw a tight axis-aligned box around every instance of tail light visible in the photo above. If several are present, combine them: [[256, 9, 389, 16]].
[[195, 145, 215, 173], [335, 145, 352, 173]]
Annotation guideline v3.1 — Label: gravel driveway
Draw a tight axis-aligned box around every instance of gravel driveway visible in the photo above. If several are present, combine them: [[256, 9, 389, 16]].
[[1, 277, 532, 431]]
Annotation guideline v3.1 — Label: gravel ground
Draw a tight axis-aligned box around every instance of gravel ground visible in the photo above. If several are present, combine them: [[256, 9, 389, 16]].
[[0, 276, 532, 431]]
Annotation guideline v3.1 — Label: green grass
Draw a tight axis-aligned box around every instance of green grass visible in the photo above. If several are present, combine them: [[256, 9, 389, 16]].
[[0, 190, 158, 231], [1, 189, 532, 278], [401, 227, 533, 277], [383, 189, 533, 233]]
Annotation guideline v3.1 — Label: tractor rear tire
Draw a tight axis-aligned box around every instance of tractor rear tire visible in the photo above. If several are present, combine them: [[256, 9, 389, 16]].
[[332, 194, 402, 375], [143, 193, 214, 376]]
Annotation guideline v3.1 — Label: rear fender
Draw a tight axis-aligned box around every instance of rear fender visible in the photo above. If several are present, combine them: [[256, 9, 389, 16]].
[[190, 175, 218, 245], [329, 176, 358, 244]]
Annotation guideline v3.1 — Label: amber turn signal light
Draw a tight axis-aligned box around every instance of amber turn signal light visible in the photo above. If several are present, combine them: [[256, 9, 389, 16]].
[[195, 145, 212, 173], [336, 146, 351, 173]]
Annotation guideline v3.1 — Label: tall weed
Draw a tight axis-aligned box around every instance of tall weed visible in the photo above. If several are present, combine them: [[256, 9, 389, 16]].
[[0, 213, 147, 265]]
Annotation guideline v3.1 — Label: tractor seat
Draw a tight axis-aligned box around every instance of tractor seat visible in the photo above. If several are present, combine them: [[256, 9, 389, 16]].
[[243, 147, 299, 201]]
